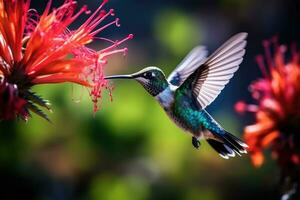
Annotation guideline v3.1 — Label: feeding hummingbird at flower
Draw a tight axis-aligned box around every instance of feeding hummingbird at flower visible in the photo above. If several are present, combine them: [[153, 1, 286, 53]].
[[105, 33, 248, 159]]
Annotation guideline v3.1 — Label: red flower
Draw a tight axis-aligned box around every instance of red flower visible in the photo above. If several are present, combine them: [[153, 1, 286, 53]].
[[235, 37, 300, 168], [0, 0, 133, 121]]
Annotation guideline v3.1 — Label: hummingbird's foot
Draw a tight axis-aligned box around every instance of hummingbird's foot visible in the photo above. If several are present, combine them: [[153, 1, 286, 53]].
[[192, 137, 201, 149]]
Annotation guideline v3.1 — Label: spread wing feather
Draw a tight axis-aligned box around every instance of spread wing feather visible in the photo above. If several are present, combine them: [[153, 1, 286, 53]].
[[168, 46, 208, 86], [177, 32, 248, 109]]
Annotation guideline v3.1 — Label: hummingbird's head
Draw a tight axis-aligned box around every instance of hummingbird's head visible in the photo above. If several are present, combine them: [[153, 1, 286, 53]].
[[105, 66, 169, 96]]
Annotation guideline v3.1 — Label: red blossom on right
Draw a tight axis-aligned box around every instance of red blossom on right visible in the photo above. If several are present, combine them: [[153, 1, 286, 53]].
[[235, 38, 300, 167]]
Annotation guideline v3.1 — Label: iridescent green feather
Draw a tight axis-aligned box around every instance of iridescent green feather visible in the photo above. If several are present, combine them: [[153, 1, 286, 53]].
[[173, 88, 222, 134]]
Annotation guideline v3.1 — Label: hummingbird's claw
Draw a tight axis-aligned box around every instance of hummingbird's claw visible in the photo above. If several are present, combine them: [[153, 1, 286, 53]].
[[192, 137, 201, 149]]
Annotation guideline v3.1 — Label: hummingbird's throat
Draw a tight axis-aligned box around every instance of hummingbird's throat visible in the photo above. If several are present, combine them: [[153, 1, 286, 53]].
[[137, 78, 168, 97]]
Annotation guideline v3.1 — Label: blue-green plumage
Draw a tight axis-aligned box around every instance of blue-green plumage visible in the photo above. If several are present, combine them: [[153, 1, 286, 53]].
[[172, 76, 223, 135], [160, 85, 223, 139], [105, 33, 249, 159]]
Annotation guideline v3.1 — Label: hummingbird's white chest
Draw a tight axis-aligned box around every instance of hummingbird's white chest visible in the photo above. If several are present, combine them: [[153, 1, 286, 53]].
[[155, 85, 189, 130], [155, 85, 176, 109], [155, 85, 200, 136]]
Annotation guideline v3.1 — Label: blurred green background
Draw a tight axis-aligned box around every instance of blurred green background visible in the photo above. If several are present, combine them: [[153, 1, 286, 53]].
[[1, 0, 299, 199]]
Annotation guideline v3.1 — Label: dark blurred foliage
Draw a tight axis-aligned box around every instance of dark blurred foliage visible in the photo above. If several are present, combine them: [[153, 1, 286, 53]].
[[0, 0, 300, 199]]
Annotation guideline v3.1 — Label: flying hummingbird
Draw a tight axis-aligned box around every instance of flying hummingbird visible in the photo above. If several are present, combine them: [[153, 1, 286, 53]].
[[105, 33, 248, 159]]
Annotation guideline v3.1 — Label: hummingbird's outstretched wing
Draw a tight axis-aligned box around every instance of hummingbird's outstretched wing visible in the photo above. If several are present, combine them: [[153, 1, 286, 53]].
[[167, 46, 208, 86], [177, 32, 247, 109]]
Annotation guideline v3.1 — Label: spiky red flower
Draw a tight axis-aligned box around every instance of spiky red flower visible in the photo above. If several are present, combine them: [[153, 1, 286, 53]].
[[0, 0, 132, 121], [235, 38, 300, 168]]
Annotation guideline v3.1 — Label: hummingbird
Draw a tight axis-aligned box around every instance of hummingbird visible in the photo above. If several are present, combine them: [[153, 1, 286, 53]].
[[105, 33, 248, 159]]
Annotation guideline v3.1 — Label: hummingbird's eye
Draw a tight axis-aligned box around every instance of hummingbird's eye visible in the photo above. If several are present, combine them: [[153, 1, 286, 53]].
[[151, 72, 155, 77]]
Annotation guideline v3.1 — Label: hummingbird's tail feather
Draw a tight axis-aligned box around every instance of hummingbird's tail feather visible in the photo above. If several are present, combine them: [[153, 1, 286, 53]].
[[223, 131, 248, 153], [206, 139, 236, 159], [205, 130, 248, 159]]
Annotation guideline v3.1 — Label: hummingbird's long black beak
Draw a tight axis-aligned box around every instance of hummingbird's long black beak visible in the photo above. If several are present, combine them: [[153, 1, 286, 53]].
[[104, 74, 134, 80]]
